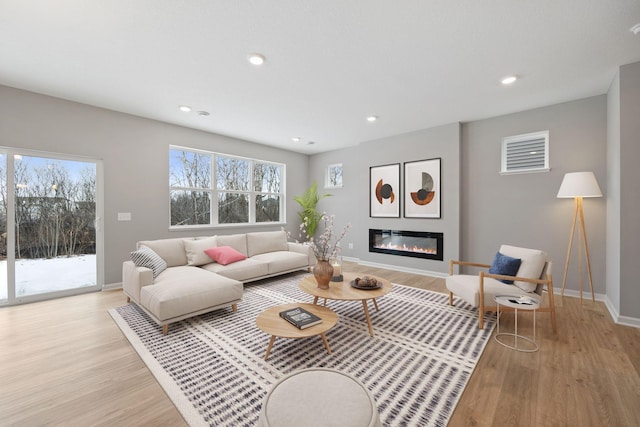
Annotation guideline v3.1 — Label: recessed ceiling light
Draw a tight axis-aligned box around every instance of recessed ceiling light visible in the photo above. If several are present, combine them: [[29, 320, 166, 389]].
[[631, 23, 640, 35], [307, 141, 316, 145], [197, 111, 210, 116], [248, 53, 266, 66], [179, 105, 192, 112], [501, 76, 517, 85], [291, 137, 301, 142], [366, 115, 378, 122]]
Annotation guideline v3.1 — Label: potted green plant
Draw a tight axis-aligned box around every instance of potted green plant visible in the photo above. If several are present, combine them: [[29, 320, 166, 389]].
[[293, 182, 331, 239]]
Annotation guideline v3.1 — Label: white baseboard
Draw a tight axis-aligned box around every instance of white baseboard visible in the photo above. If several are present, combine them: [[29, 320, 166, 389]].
[[102, 282, 122, 291], [347, 257, 448, 279], [547, 289, 640, 329], [555, 288, 606, 302], [603, 296, 640, 329]]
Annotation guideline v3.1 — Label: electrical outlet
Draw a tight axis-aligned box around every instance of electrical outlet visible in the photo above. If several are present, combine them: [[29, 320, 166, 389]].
[[117, 212, 132, 221], [348, 242, 354, 249]]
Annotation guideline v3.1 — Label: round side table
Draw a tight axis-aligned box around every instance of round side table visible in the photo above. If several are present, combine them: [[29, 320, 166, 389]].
[[494, 295, 540, 352]]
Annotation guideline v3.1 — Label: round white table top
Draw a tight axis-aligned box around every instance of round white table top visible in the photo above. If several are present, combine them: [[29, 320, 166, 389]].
[[494, 294, 540, 310]]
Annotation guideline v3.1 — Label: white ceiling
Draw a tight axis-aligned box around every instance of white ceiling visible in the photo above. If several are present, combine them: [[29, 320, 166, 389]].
[[1, 1, 639, 154]]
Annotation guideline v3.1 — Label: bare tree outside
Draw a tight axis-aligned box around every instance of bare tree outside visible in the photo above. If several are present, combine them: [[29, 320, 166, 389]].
[[254, 162, 282, 222], [10, 157, 96, 260], [217, 156, 249, 223], [170, 150, 211, 226], [169, 147, 284, 226]]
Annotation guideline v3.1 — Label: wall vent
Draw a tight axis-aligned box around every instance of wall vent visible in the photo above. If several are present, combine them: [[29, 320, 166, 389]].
[[501, 130, 549, 174]]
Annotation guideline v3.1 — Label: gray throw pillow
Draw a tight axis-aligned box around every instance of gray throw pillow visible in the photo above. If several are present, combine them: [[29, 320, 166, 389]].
[[130, 245, 167, 278]]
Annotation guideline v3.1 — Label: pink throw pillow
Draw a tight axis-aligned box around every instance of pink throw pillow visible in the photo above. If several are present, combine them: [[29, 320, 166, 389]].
[[204, 246, 247, 265]]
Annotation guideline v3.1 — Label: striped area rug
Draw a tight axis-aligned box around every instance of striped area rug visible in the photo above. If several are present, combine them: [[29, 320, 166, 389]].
[[109, 272, 495, 427]]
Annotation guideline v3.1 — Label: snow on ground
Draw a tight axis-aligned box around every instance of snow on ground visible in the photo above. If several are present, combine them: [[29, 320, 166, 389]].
[[0, 255, 96, 300]]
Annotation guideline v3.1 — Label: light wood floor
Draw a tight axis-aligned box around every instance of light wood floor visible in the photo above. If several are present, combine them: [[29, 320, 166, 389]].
[[1, 263, 638, 426]]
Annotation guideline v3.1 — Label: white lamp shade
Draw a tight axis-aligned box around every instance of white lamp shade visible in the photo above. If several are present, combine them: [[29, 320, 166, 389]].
[[557, 171, 603, 198]]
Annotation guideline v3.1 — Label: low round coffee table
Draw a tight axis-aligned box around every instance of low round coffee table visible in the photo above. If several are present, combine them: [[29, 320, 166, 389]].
[[299, 272, 392, 337], [256, 302, 338, 361]]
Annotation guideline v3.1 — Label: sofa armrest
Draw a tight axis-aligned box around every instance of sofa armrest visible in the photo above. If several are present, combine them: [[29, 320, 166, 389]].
[[122, 260, 154, 303], [288, 242, 317, 266]]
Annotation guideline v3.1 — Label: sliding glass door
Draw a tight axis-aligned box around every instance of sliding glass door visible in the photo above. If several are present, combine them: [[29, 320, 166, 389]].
[[0, 149, 103, 305], [0, 153, 6, 304]]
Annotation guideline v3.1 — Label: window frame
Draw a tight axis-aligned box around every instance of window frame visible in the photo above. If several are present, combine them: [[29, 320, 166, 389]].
[[169, 146, 286, 229]]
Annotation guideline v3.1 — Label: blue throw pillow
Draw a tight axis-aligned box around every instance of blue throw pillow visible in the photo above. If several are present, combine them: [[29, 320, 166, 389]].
[[489, 252, 522, 284]]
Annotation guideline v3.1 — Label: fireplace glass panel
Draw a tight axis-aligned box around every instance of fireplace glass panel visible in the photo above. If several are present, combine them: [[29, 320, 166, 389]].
[[369, 229, 443, 261]]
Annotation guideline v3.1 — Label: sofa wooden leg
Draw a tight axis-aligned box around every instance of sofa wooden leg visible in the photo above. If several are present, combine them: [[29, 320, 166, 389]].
[[126, 296, 130, 303], [232, 303, 238, 312], [162, 324, 169, 335]]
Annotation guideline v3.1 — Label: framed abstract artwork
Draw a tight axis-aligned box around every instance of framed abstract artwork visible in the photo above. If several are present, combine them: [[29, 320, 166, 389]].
[[404, 158, 441, 218], [370, 163, 400, 217]]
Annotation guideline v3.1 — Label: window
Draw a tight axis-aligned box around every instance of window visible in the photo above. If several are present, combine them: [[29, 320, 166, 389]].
[[169, 147, 285, 227], [501, 131, 549, 174], [326, 163, 343, 188]]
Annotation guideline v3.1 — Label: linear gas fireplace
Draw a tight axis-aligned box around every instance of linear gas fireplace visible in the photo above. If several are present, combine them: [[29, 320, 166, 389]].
[[369, 229, 444, 261]]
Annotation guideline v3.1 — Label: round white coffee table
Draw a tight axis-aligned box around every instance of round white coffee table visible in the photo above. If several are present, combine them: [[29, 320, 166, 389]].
[[494, 294, 540, 352]]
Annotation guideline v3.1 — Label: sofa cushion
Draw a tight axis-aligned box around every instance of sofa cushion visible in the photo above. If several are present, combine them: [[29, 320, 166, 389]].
[[499, 245, 547, 292], [202, 258, 269, 281], [138, 238, 188, 267], [215, 234, 248, 257], [130, 246, 167, 278], [251, 251, 309, 275], [205, 246, 247, 265], [247, 230, 289, 257], [140, 266, 243, 321], [184, 236, 218, 266], [488, 252, 521, 284]]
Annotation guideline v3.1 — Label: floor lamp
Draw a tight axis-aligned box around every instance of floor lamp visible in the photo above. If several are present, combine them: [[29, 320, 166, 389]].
[[557, 171, 602, 303]]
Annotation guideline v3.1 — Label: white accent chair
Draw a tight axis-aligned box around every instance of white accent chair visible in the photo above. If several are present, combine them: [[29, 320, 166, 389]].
[[446, 245, 557, 332]]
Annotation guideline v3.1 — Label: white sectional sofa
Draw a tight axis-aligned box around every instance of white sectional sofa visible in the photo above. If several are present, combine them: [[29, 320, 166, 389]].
[[122, 230, 314, 334]]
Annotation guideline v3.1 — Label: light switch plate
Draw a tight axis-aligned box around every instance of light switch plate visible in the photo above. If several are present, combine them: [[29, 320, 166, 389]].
[[117, 212, 132, 221]]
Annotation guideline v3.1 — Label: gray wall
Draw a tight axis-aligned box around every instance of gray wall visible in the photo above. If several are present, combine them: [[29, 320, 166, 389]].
[[618, 62, 640, 319], [0, 85, 309, 285], [309, 123, 461, 276], [461, 96, 607, 296], [1, 77, 635, 322], [607, 72, 621, 314], [309, 96, 608, 292]]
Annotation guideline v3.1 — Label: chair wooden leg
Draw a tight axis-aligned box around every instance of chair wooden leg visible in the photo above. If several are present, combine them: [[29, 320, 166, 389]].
[[162, 324, 169, 335], [449, 292, 453, 306], [478, 273, 485, 329], [546, 282, 557, 333]]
